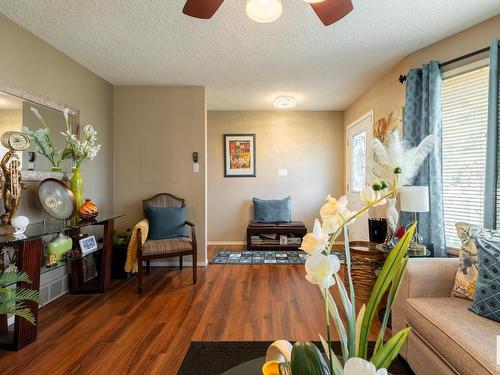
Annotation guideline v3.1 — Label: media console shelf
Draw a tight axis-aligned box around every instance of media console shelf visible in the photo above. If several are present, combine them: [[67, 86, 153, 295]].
[[247, 221, 307, 250], [0, 214, 122, 351]]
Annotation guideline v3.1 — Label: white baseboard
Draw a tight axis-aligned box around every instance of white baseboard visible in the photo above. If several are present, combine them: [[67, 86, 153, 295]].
[[151, 259, 208, 267], [207, 241, 246, 245]]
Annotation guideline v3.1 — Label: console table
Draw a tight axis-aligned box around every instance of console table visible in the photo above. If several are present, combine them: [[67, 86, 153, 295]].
[[0, 214, 122, 351]]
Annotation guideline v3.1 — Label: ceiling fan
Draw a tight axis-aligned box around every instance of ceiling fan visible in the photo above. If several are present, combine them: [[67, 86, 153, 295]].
[[182, 0, 354, 26]]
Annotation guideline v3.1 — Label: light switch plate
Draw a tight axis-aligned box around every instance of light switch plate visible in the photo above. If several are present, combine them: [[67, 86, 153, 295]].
[[277, 168, 288, 177], [193, 163, 199, 173]]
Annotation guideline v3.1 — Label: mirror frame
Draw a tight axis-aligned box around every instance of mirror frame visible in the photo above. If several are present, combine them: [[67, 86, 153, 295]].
[[0, 79, 80, 181]]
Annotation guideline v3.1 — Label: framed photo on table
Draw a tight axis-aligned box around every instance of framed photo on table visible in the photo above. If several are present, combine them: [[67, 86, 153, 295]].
[[224, 134, 256, 177], [79, 235, 98, 255]]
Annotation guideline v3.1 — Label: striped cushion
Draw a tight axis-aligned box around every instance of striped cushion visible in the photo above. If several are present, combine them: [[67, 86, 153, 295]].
[[142, 237, 192, 255]]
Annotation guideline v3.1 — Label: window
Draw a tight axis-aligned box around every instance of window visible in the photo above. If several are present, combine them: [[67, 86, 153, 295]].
[[351, 130, 367, 192], [442, 64, 489, 249]]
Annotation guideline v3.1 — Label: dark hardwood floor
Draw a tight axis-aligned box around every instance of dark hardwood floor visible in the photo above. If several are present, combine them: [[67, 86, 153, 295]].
[[0, 246, 381, 374]]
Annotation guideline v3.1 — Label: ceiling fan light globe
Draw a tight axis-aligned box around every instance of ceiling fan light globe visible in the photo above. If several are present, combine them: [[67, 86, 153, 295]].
[[245, 0, 283, 23]]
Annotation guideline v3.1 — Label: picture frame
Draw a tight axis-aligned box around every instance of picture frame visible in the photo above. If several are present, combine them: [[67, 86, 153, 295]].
[[79, 235, 98, 255], [224, 134, 256, 177]]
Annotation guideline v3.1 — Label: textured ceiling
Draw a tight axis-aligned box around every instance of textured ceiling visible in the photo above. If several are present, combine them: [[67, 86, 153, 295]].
[[0, 0, 499, 110]]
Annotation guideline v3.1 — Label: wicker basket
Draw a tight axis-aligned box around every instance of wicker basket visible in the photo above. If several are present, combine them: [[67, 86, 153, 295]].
[[342, 241, 386, 304]]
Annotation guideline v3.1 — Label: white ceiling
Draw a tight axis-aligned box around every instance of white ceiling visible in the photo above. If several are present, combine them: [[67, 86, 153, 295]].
[[0, 0, 499, 110]]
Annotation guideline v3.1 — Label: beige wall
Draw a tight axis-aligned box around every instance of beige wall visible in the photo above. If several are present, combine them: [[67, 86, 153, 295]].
[[207, 111, 344, 242], [0, 15, 114, 216], [345, 15, 500, 126], [113, 86, 207, 263]]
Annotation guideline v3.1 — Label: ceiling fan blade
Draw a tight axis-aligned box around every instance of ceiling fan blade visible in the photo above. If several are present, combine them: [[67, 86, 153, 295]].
[[310, 0, 353, 26], [182, 0, 225, 19]]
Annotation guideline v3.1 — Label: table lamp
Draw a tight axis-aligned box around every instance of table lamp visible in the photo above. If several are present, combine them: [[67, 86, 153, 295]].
[[400, 186, 429, 255]]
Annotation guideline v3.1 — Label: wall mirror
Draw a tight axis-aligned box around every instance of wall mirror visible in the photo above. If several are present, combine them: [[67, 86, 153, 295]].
[[0, 81, 79, 180]]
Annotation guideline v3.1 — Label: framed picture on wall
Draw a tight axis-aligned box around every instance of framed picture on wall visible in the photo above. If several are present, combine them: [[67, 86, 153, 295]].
[[224, 134, 256, 177]]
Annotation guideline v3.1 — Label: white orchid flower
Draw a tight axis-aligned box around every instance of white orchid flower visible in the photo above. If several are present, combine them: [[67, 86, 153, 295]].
[[344, 358, 387, 375], [304, 253, 340, 290], [320, 195, 355, 233], [360, 186, 387, 207], [300, 219, 328, 255]]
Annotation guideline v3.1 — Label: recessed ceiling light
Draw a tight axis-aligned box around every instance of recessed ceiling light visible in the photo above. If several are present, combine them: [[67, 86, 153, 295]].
[[273, 96, 297, 109], [245, 0, 283, 24]]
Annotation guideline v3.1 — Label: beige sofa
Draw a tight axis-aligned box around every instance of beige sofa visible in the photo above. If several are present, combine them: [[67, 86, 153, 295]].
[[392, 258, 499, 375]]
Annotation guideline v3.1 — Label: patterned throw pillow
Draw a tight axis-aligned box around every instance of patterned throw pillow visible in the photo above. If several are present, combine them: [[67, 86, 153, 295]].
[[451, 223, 480, 300], [470, 229, 500, 322]]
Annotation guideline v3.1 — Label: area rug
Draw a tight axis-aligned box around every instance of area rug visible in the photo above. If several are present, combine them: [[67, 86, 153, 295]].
[[210, 250, 346, 265], [210, 250, 306, 264], [178, 341, 414, 375]]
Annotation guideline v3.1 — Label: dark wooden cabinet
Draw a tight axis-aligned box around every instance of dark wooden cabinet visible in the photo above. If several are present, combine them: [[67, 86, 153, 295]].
[[247, 221, 307, 250]]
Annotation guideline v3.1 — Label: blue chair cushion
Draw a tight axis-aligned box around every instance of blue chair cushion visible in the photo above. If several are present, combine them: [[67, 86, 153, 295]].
[[145, 206, 188, 240], [253, 197, 291, 223]]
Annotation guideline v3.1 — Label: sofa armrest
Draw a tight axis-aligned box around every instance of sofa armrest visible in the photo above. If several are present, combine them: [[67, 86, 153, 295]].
[[392, 257, 459, 354]]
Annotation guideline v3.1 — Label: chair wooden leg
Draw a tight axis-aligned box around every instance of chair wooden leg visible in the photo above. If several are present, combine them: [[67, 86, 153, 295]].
[[192, 249, 197, 284], [146, 260, 150, 275], [179, 256, 183, 270], [137, 259, 143, 293]]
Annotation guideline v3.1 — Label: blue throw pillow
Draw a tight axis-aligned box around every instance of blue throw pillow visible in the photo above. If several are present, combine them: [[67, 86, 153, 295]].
[[469, 228, 500, 323], [145, 206, 188, 240], [253, 197, 291, 223]]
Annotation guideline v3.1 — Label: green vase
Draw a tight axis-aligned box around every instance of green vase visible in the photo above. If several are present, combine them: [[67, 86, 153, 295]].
[[70, 167, 84, 209], [47, 232, 73, 262], [51, 166, 62, 172]]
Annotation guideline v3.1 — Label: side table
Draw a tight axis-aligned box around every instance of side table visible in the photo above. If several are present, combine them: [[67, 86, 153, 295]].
[[344, 241, 385, 304]]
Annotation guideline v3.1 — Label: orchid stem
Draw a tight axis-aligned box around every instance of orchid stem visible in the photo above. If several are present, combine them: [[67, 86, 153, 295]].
[[324, 289, 334, 375]]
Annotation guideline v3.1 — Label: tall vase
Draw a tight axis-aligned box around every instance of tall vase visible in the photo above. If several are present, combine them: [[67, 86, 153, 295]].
[[386, 197, 399, 236], [70, 167, 84, 210]]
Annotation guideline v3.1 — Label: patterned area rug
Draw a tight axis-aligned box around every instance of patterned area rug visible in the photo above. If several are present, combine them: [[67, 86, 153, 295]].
[[210, 250, 306, 264]]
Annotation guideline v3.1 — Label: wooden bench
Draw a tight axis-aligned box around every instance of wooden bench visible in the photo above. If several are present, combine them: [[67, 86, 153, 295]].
[[247, 221, 307, 250]]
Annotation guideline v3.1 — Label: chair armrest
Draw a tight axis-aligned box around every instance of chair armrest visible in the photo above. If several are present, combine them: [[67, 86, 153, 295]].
[[392, 258, 459, 343], [185, 221, 197, 245]]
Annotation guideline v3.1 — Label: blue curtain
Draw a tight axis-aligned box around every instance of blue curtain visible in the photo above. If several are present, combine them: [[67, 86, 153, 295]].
[[484, 39, 500, 229], [402, 61, 447, 257]]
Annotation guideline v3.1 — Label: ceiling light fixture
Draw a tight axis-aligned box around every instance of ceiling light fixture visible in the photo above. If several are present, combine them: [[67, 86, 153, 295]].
[[273, 96, 297, 109], [302, 0, 325, 3], [245, 0, 283, 24]]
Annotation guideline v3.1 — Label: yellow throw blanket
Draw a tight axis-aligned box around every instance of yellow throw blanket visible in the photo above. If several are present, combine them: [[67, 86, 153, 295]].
[[124, 219, 149, 273]]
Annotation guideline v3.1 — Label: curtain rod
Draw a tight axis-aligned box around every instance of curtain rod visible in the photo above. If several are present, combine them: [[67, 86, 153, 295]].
[[398, 45, 491, 84]]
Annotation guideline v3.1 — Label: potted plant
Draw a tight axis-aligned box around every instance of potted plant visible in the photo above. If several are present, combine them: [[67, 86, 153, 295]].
[[111, 228, 132, 279], [0, 269, 41, 326], [263, 131, 437, 374]]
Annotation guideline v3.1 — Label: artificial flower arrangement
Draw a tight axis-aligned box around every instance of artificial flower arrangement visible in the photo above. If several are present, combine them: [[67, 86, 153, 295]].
[[263, 130, 437, 375], [23, 107, 101, 170], [23, 107, 72, 170], [60, 108, 101, 168]]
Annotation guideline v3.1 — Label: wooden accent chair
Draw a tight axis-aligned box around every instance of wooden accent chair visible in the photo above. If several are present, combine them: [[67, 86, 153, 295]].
[[136, 193, 197, 292]]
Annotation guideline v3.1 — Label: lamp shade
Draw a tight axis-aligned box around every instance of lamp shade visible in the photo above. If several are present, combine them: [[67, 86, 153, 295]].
[[400, 186, 429, 213]]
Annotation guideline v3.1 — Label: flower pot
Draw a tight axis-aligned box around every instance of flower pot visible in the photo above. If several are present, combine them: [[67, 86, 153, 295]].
[[70, 167, 84, 209], [51, 166, 62, 172]]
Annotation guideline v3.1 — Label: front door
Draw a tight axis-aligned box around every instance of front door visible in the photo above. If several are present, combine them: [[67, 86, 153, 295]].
[[346, 111, 373, 241]]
